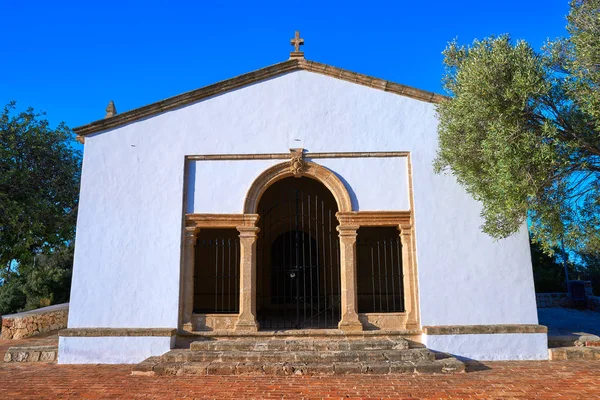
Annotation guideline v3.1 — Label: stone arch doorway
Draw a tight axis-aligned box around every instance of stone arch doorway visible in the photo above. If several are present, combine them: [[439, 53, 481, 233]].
[[256, 177, 341, 329]]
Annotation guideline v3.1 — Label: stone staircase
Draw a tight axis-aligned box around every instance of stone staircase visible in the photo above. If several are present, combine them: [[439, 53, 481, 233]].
[[133, 334, 464, 376]]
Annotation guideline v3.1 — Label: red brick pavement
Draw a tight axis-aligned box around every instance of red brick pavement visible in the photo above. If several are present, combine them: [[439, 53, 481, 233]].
[[0, 358, 599, 399]]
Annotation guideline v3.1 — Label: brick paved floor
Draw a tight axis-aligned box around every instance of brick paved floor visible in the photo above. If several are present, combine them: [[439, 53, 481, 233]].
[[0, 359, 599, 399]]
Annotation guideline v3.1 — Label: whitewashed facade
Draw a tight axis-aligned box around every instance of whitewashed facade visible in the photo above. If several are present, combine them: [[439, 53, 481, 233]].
[[59, 56, 547, 364]]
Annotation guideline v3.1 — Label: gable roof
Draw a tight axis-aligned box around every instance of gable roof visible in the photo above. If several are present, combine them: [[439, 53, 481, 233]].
[[73, 58, 447, 137]]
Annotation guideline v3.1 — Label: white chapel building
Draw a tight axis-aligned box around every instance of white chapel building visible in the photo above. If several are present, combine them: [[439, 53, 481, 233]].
[[59, 34, 547, 365]]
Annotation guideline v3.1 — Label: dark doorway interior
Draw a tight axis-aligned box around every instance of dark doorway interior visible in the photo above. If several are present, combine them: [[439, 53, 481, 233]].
[[257, 177, 341, 329]]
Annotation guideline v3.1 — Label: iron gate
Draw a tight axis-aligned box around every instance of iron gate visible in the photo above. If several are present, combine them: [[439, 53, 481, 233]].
[[193, 229, 240, 314], [356, 227, 405, 313], [257, 186, 341, 329]]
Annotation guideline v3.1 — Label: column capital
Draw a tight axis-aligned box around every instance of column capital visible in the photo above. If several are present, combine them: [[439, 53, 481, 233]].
[[398, 224, 412, 234], [237, 226, 260, 237], [184, 227, 198, 244], [337, 224, 360, 237]]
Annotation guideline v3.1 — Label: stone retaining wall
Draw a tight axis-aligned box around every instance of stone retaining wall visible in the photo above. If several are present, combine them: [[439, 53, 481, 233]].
[[3, 345, 58, 363], [536, 293, 572, 308], [536, 292, 600, 312], [1, 303, 68, 340]]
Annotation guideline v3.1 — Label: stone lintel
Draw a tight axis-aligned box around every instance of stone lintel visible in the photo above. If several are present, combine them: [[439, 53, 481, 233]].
[[59, 328, 177, 337], [422, 324, 548, 335], [187, 151, 410, 161], [336, 211, 411, 227], [186, 214, 259, 229]]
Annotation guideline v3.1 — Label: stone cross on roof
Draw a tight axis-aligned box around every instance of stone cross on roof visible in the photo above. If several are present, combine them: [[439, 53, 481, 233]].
[[289, 31, 304, 59]]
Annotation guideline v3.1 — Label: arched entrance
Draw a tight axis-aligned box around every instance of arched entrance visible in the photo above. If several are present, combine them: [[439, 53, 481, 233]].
[[256, 177, 341, 329], [183, 157, 418, 333]]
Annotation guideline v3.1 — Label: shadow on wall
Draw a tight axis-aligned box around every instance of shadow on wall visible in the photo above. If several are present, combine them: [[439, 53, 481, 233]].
[[328, 168, 359, 211], [186, 161, 196, 214]]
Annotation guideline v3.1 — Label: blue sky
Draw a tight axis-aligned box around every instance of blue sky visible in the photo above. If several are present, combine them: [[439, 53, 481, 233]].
[[1, 0, 570, 134]]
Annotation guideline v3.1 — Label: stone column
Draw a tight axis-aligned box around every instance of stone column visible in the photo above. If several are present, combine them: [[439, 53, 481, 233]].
[[399, 224, 419, 330], [182, 227, 197, 332], [235, 226, 260, 331], [337, 224, 363, 331]]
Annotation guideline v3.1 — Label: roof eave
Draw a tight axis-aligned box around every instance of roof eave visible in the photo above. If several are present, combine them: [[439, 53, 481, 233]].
[[73, 58, 447, 136]]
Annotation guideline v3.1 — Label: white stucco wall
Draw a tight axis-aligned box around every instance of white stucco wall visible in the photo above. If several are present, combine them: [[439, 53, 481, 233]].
[[58, 336, 174, 364], [423, 333, 548, 361], [68, 69, 539, 361], [188, 157, 410, 213]]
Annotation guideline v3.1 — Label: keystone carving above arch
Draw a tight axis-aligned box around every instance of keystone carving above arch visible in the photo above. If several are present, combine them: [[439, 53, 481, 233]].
[[243, 160, 353, 214]]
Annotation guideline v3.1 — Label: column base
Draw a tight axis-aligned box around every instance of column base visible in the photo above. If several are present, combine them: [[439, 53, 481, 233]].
[[405, 322, 420, 331], [235, 319, 260, 332], [181, 322, 193, 333], [338, 317, 363, 332]]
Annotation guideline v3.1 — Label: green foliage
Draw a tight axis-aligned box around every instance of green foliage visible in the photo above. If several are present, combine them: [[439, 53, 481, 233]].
[[0, 102, 80, 315], [21, 244, 74, 309], [435, 0, 600, 255], [0, 276, 27, 316], [0, 245, 73, 314]]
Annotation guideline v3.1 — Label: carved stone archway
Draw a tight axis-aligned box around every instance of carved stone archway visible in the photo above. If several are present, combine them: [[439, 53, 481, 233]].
[[243, 159, 353, 215], [240, 156, 362, 331]]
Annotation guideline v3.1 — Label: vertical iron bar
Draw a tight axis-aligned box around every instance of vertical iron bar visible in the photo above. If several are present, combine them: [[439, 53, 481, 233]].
[[296, 189, 301, 329], [314, 195, 320, 328], [335, 226, 341, 322], [287, 200, 292, 329], [384, 238, 389, 312], [377, 240, 382, 312], [321, 200, 327, 328], [221, 238, 225, 312], [397, 237, 404, 312], [371, 246, 376, 312], [235, 238, 239, 313], [329, 209, 334, 325], [308, 193, 313, 328], [274, 206, 277, 329], [228, 238, 231, 312], [260, 209, 264, 326], [390, 237, 396, 311], [214, 239, 218, 313]]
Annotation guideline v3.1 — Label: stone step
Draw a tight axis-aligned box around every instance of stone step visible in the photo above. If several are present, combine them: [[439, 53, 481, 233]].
[[133, 357, 465, 376], [189, 337, 409, 352], [549, 346, 600, 361], [3, 345, 58, 363], [161, 348, 433, 363]]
